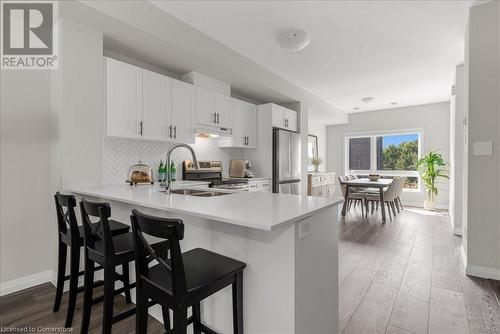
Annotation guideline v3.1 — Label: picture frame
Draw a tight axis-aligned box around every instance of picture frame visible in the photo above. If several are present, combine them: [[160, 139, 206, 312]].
[[308, 134, 319, 172]]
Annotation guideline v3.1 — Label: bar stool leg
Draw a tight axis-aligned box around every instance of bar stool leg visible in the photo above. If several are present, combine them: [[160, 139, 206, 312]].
[[102, 265, 116, 334], [53, 239, 67, 312], [80, 255, 95, 334], [232, 271, 244, 334], [122, 263, 132, 303], [161, 306, 171, 331], [192, 303, 201, 334], [65, 246, 80, 327], [173, 307, 188, 334], [136, 286, 148, 334]]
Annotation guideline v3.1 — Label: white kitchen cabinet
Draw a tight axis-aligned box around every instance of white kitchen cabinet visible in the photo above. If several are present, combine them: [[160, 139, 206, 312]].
[[106, 57, 143, 138], [283, 108, 297, 132], [142, 69, 171, 141], [245, 102, 258, 148], [195, 86, 217, 126], [219, 98, 257, 148], [171, 79, 195, 143], [248, 179, 271, 192], [270, 103, 298, 132], [215, 93, 232, 129]]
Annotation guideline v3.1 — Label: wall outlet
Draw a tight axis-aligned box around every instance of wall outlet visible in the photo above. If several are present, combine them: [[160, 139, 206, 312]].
[[473, 141, 493, 156], [298, 220, 312, 240]]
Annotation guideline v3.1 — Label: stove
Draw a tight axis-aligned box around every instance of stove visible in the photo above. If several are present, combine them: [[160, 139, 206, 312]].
[[183, 160, 249, 190]]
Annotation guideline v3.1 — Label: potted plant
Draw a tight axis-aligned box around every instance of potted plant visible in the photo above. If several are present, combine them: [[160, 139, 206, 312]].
[[310, 157, 322, 173], [416, 151, 448, 210]]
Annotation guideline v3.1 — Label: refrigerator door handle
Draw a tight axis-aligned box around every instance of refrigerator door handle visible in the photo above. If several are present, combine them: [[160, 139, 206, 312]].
[[276, 179, 301, 185]]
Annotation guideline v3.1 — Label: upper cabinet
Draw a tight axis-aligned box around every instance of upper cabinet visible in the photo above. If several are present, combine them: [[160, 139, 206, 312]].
[[171, 79, 195, 143], [195, 87, 232, 129], [142, 69, 171, 141], [105, 57, 195, 143], [270, 103, 298, 132], [194, 86, 216, 126], [219, 98, 257, 148], [106, 58, 143, 138]]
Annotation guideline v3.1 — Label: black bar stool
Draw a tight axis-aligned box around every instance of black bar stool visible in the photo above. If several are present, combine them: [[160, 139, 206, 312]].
[[131, 209, 246, 334], [53, 192, 130, 328], [79, 199, 170, 334]]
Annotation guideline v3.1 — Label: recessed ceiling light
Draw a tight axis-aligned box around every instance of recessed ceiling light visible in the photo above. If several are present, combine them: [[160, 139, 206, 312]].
[[353, 107, 360, 110], [390, 102, 398, 106], [361, 97, 374, 103], [277, 31, 311, 52]]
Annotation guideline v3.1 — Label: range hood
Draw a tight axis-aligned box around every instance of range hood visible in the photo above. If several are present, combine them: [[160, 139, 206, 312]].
[[195, 124, 232, 137]]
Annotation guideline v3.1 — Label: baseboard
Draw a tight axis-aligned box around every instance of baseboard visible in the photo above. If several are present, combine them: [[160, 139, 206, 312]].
[[461, 245, 467, 268], [453, 227, 463, 236], [466, 263, 500, 280], [0, 270, 54, 296], [402, 201, 449, 210]]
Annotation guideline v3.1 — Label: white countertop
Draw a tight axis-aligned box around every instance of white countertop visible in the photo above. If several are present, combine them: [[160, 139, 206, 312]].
[[71, 184, 342, 231]]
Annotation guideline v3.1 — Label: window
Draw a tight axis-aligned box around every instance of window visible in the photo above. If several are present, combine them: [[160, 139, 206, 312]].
[[345, 131, 421, 191]]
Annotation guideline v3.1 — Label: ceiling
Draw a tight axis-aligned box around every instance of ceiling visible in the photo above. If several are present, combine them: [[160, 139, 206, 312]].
[[152, 0, 473, 113]]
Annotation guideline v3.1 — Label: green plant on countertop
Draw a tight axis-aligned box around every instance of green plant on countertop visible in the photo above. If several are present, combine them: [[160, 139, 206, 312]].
[[310, 157, 322, 173], [416, 150, 448, 209]]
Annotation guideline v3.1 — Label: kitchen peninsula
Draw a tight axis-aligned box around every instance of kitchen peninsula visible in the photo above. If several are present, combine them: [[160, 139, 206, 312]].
[[72, 184, 341, 334]]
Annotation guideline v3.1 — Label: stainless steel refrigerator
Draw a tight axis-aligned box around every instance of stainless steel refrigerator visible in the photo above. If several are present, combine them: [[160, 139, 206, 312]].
[[272, 128, 301, 194]]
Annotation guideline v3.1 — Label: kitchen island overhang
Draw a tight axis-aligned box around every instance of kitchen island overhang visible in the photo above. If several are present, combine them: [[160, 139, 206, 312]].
[[72, 185, 342, 334]]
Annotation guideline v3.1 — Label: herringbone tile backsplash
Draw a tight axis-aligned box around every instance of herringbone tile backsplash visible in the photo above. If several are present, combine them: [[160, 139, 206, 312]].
[[103, 137, 244, 184]]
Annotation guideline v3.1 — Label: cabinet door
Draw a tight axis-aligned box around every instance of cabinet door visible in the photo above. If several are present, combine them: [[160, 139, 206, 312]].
[[216, 93, 232, 129], [283, 108, 298, 132], [195, 86, 216, 126], [142, 69, 171, 141], [230, 98, 246, 147], [245, 102, 258, 148], [272, 104, 284, 128], [106, 58, 142, 138], [171, 79, 195, 143]]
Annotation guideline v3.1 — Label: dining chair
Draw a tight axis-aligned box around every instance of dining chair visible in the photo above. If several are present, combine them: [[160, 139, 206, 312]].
[[338, 176, 366, 216], [79, 199, 170, 334], [52, 192, 130, 328], [131, 209, 246, 334], [364, 178, 401, 221]]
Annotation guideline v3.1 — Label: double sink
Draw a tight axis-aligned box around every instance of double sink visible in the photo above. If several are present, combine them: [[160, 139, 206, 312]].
[[170, 189, 230, 197]]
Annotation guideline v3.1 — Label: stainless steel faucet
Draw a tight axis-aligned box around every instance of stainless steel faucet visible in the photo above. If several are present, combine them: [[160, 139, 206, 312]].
[[165, 144, 198, 195]]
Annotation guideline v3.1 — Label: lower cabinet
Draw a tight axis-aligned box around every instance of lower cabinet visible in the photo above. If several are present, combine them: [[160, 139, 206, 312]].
[[248, 179, 271, 192], [307, 172, 336, 198]]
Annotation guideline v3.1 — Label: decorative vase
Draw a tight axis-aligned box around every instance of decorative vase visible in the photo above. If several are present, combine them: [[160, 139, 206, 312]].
[[313, 165, 319, 174], [424, 190, 435, 210]]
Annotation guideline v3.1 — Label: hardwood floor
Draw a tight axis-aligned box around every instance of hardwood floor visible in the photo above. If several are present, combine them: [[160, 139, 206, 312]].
[[1, 206, 499, 333], [339, 206, 500, 334], [0, 283, 165, 333]]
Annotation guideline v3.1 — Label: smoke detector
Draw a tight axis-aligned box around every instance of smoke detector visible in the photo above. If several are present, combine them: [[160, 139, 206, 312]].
[[277, 31, 311, 52]]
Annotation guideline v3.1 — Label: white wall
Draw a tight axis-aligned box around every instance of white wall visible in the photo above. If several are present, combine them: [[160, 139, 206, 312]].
[[326, 102, 451, 208], [449, 64, 466, 235], [0, 70, 55, 285], [463, 1, 500, 279]]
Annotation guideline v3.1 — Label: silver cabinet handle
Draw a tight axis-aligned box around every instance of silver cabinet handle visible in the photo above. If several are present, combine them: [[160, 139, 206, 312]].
[[213, 112, 217, 124], [244, 136, 247, 146], [173, 126, 177, 139], [139, 121, 143, 135], [168, 125, 172, 138], [216, 113, 220, 124]]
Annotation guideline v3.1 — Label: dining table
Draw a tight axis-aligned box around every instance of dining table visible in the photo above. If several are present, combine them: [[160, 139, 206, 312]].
[[340, 178, 393, 222]]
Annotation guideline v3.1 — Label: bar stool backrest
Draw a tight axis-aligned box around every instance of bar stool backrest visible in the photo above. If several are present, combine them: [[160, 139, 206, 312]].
[[131, 209, 187, 305], [79, 199, 115, 257], [54, 192, 80, 246]]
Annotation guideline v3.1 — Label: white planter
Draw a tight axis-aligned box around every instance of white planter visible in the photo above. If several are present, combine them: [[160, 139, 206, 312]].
[[424, 190, 435, 211], [424, 200, 435, 210]]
